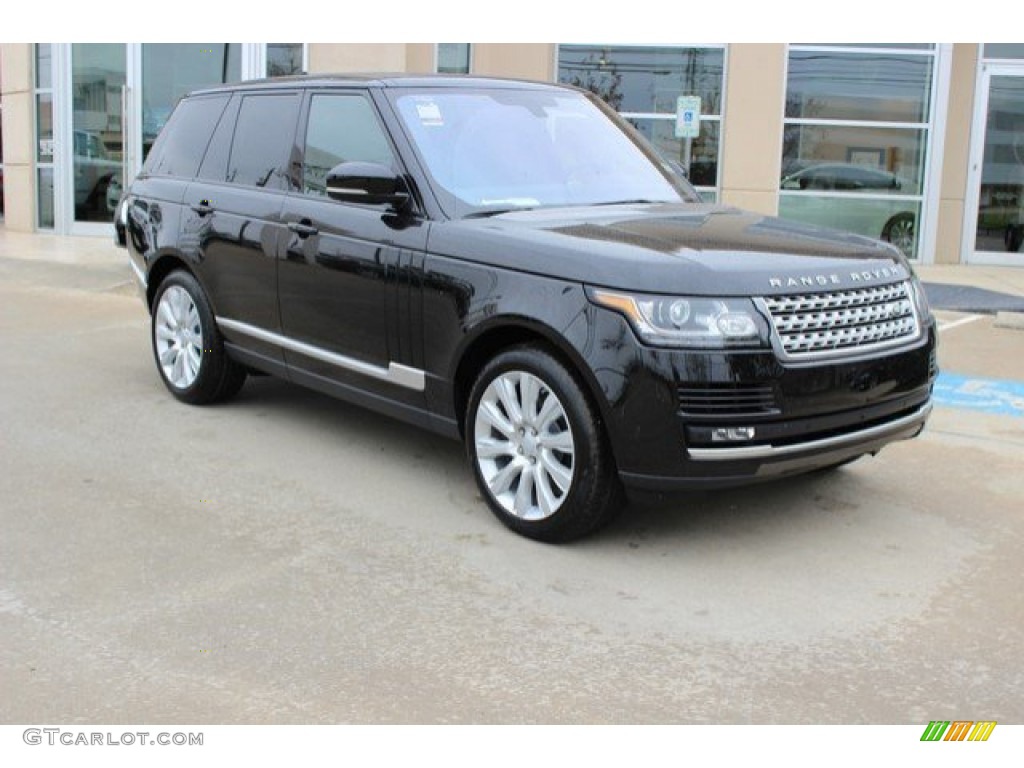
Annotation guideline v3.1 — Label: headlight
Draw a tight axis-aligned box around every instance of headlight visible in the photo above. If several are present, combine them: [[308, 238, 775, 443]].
[[588, 288, 769, 349]]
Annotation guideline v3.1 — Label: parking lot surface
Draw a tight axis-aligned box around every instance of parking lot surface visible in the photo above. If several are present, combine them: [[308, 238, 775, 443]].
[[1, 233, 1022, 724]]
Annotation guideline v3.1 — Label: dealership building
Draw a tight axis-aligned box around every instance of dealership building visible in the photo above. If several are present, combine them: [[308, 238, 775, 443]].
[[1, 43, 1022, 266]]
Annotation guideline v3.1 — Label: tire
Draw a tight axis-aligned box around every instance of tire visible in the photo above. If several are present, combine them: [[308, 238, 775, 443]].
[[881, 212, 915, 258], [151, 270, 246, 405], [466, 345, 623, 543]]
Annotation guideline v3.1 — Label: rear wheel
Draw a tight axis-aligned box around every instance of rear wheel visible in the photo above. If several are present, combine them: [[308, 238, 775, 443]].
[[151, 270, 246, 404], [466, 345, 623, 542]]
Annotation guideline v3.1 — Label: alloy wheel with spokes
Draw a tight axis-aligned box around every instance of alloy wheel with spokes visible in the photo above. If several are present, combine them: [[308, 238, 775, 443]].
[[155, 284, 204, 390], [474, 370, 576, 521], [150, 270, 246, 405], [466, 345, 624, 542]]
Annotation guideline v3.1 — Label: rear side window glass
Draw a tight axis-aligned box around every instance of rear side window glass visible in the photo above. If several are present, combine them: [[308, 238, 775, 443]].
[[227, 92, 301, 190], [196, 94, 240, 182], [144, 94, 230, 178], [301, 93, 396, 197]]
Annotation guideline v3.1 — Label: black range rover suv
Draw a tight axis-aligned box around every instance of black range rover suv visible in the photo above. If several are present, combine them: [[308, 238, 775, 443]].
[[116, 74, 937, 542]]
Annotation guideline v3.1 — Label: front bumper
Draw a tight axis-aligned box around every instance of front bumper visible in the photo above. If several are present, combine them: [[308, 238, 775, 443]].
[[579, 307, 938, 491], [621, 400, 931, 490]]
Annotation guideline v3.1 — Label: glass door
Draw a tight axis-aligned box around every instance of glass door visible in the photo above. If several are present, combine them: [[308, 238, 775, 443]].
[[61, 43, 244, 235], [69, 44, 126, 231], [966, 64, 1024, 265]]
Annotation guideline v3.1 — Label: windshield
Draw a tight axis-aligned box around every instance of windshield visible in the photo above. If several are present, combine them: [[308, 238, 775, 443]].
[[390, 87, 696, 217]]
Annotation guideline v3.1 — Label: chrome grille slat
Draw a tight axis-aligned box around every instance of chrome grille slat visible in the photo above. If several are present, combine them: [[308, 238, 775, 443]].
[[762, 281, 919, 359]]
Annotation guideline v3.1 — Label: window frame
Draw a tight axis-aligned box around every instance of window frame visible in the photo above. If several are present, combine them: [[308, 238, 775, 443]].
[[779, 43, 944, 262]]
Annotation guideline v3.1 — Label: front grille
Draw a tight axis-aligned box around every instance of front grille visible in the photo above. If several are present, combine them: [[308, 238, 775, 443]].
[[761, 281, 920, 360], [677, 385, 779, 417]]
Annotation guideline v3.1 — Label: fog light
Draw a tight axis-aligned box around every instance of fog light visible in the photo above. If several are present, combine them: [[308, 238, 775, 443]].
[[711, 427, 756, 442]]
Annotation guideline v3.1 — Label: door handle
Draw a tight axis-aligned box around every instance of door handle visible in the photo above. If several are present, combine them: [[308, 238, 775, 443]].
[[288, 220, 319, 238], [190, 200, 214, 216]]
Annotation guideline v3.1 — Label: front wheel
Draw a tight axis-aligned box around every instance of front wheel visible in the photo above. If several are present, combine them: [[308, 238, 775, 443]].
[[466, 345, 623, 543], [151, 270, 246, 405]]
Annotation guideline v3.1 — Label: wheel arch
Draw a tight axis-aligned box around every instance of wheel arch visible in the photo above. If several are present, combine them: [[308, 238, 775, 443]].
[[451, 317, 611, 441], [145, 252, 198, 311]]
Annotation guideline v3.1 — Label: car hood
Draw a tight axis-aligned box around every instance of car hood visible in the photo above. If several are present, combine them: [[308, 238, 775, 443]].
[[425, 203, 911, 295]]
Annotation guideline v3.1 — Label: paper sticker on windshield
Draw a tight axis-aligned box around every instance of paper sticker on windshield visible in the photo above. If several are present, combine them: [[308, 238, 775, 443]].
[[416, 101, 443, 126]]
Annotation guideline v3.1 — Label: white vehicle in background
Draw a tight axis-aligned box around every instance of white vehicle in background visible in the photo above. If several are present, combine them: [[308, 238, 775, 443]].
[[781, 163, 916, 258]]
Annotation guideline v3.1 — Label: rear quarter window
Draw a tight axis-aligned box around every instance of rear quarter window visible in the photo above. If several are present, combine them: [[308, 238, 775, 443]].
[[143, 94, 231, 179]]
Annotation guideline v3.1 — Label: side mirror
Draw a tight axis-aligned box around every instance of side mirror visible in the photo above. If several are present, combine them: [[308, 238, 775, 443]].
[[325, 161, 411, 211]]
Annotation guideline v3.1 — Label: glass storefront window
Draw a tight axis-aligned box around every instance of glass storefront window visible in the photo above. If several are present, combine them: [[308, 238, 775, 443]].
[[267, 43, 303, 77], [437, 44, 470, 74], [559, 45, 724, 115], [37, 167, 55, 228], [786, 51, 933, 123], [629, 117, 720, 188], [557, 45, 725, 195], [780, 196, 921, 254], [36, 43, 52, 89], [36, 93, 53, 162], [780, 45, 937, 259], [984, 44, 1024, 60], [781, 124, 927, 195], [35, 44, 55, 229], [142, 44, 241, 159]]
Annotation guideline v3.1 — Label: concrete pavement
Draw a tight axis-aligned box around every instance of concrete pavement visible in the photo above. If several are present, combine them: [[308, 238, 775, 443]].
[[1, 227, 1022, 724]]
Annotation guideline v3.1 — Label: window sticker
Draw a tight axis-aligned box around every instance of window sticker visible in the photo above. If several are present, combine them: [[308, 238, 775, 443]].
[[415, 101, 444, 126]]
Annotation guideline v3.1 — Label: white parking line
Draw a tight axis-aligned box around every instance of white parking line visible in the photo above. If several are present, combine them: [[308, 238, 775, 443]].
[[938, 315, 984, 333]]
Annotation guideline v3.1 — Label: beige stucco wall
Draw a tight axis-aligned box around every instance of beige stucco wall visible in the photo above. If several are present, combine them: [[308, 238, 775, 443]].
[[719, 44, 787, 216], [405, 44, 434, 74], [1, 43, 35, 231], [934, 44, 980, 265], [306, 44, 407, 74], [470, 44, 554, 82]]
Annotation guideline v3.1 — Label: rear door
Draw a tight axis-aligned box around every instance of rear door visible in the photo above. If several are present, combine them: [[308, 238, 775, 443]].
[[182, 90, 302, 365]]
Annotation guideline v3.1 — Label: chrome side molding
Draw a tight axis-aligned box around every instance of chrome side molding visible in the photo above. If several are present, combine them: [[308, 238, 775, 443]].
[[216, 316, 426, 392]]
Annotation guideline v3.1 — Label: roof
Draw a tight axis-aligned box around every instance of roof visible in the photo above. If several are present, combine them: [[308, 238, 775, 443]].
[[188, 73, 570, 97]]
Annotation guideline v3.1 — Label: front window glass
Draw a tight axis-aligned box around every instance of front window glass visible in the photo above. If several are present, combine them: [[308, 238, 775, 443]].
[[392, 88, 693, 217], [302, 94, 395, 197]]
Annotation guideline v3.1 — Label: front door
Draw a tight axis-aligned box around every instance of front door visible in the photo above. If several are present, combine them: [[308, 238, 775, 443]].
[[278, 90, 429, 404], [966, 64, 1024, 265]]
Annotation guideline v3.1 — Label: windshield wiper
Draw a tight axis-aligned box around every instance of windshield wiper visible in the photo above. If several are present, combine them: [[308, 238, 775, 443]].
[[463, 206, 537, 219]]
